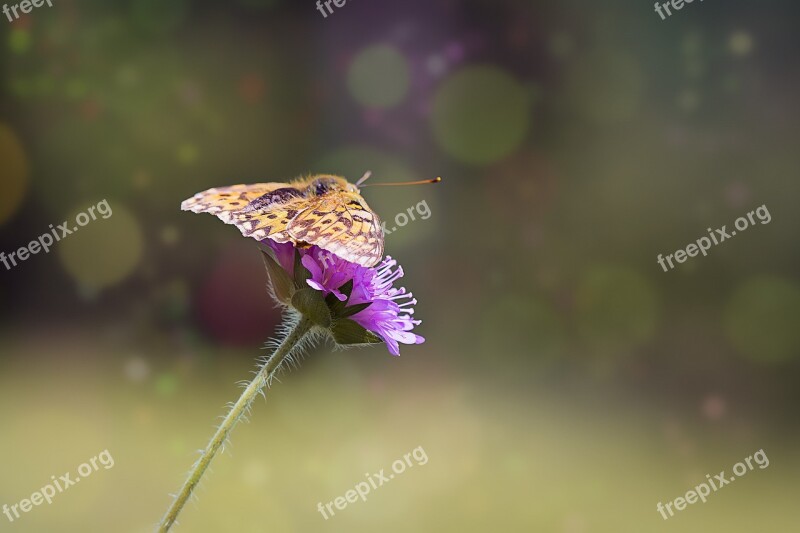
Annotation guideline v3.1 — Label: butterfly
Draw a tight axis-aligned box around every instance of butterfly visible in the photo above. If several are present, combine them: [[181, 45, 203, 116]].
[[182, 173, 441, 267], [182, 174, 384, 267]]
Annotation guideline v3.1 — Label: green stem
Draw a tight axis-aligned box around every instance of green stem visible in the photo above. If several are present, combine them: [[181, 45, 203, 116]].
[[157, 317, 314, 532]]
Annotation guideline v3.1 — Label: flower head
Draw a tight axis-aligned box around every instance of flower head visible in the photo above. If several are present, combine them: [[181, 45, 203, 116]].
[[263, 241, 424, 356]]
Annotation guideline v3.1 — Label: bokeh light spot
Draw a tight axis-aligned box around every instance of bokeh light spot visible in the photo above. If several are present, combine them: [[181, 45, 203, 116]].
[[177, 142, 199, 165], [116, 65, 141, 88], [426, 54, 447, 77], [9, 28, 31, 54], [702, 394, 727, 420], [347, 44, 410, 109], [124, 356, 151, 383], [65, 78, 89, 100], [724, 277, 800, 363], [59, 203, 144, 290], [432, 66, 531, 165], [0, 123, 29, 225], [156, 373, 179, 396], [729, 31, 754, 56], [160, 225, 180, 246], [575, 265, 658, 354]]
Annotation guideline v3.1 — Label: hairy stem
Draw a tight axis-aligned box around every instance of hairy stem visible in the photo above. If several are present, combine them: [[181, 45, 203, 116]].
[[157, 316, 314, 532]]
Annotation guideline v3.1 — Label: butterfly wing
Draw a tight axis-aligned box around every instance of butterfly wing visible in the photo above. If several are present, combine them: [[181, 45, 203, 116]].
[[182, 179, 385, 266], [181, 182, 308, 242], [287, 192, 384, 267], [180, 183, 289, 223]]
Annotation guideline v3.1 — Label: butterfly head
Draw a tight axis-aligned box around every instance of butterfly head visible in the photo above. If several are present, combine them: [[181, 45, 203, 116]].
[[308, 175, 360, 196]]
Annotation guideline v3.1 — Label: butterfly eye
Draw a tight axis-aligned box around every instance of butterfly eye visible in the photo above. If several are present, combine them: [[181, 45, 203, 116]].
[[313, 179, 335, 196]]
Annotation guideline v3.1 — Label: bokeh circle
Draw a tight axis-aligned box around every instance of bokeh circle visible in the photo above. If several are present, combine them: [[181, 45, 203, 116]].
[[59, 202, 144, 290], [432, 66, 531, 165], [347, 44, 410, 109]]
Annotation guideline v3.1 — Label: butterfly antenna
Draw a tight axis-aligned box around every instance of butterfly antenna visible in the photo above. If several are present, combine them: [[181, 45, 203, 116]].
[[361, 176, 442, 188], [356, 171, 373, 187]]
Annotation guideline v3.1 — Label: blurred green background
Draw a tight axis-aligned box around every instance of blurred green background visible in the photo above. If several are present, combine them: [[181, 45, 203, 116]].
[[1, 0, 799, 531]]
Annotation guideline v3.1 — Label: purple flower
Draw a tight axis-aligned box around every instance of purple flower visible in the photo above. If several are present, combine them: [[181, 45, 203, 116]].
[[265, 241, 424, 356]]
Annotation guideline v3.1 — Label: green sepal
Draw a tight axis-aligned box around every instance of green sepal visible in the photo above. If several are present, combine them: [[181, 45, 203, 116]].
[[260, 250, 295, 305], [339, 302, 372, 318], [325, 292, 347, 317], [291, 288, 332, 328], [325, 295, 372, 319], [324, 279, 355, 317], [330, 318, 382, 345]]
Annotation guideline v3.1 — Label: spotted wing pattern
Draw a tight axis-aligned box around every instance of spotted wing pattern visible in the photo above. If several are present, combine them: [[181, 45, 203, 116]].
[[181, 182, 307, 242], [287, 193, 384, 267], [181, 178, 385, 266], [180, 183, 289, 223]]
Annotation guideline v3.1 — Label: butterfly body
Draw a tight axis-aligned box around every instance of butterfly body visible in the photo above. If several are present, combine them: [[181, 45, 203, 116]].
[[181, 175, 384, 267]]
